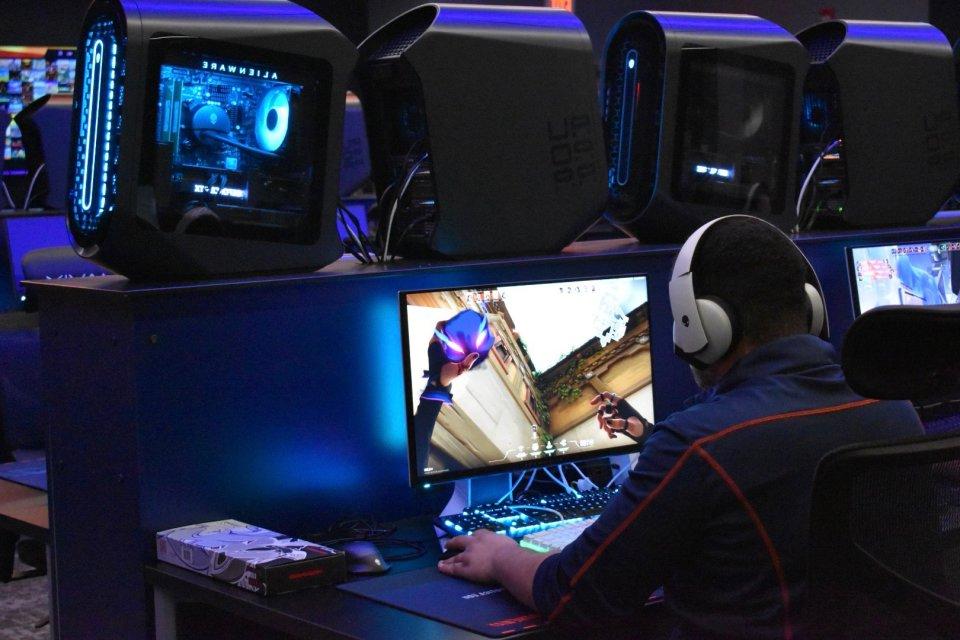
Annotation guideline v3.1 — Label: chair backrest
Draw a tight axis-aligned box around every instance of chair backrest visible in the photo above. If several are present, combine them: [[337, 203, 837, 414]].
[[805, 433, 960, 639]]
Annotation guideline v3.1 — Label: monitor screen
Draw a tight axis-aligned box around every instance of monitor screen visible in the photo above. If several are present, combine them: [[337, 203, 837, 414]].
[[0, 48, 75, 179], [848, 240, 960, 314], [150, 45, 329, 243], [0, 48, 75, 112], [4, 214, 74, 304], [401, 275, 654, 484]]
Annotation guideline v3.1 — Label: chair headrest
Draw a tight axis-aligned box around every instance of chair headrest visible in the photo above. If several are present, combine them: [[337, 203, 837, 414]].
[[841, 305, 960, 401]]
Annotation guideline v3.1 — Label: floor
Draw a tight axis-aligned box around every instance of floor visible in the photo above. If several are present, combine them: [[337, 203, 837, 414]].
[[0, 552, 50, 640]]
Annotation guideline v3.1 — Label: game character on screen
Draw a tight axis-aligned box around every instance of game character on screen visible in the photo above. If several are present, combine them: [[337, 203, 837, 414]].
[[590, 391, 652, 441], [895, 253, 945, 305], [413, 309, 495, 472]]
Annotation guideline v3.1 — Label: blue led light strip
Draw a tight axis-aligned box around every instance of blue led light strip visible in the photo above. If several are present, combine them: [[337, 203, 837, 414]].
[[71, 15, 123, 240], [615, 49, 638, 187], [80, 39, 104, 211]]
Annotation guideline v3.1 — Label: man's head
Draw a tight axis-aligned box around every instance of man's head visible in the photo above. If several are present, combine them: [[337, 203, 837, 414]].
[[670, 216, 825, 388]]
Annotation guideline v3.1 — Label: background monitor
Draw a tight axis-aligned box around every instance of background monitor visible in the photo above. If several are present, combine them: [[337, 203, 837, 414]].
[[0, 214, 74, 308], [401, 275, 654, 485], [848, 240, 960, 314]]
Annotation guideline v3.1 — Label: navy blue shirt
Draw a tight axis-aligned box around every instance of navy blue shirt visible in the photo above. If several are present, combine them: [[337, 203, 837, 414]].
[[533, 334, 924, 639]]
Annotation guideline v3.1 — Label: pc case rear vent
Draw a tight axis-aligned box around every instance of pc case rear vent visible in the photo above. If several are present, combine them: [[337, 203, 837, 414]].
[[799, 23, 845, 64], [368, 7, 437, 61], [370, 28, 425, 60]]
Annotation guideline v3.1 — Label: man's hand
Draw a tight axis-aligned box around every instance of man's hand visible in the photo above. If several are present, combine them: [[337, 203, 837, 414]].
[[437, 529, 551, 609], [590, 392, 648, 439], [437, 529, 518, 583]]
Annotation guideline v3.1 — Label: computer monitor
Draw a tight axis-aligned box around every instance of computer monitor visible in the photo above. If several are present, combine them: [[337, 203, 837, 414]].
[[1, 47, 75, 209], [401, 275, 655, 485], [0, 47, 75, 116], [848, 240, 960, 315], [2, 214, 74, 307]]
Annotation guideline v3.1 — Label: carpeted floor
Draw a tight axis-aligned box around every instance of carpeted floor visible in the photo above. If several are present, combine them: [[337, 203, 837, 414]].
[[0, 553, 50, 640]]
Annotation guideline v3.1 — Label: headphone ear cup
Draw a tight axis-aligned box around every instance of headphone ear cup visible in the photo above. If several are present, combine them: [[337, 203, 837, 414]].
[[805, 282, 826, 337], [692, 297, 737, 367]]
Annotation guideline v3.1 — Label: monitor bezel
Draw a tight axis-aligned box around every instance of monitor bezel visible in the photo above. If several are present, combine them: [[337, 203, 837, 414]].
[[845, 238, 960, 316], [399, 272, 654, 486]]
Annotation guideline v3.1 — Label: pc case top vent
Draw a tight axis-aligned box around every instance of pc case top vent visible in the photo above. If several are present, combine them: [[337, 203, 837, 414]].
[[368, 6, 437, 61], [799, 22, 846, 63]]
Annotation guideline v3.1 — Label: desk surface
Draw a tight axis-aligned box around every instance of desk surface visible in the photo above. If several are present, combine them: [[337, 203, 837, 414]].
[[146, 561, 535, 640], [146, 516, 539, 639], [0, 477, 48, 540]]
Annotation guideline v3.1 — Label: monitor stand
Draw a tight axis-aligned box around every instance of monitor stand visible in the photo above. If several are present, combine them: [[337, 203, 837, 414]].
[[438, 454, 635, 521], [441, 473, 512, 520]]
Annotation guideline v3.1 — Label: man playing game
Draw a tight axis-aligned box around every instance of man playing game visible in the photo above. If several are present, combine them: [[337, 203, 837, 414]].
[[437, 216, 923, 639]]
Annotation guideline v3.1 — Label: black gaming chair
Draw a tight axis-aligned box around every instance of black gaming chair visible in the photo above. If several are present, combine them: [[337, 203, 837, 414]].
[[804, 305, 960, 639]]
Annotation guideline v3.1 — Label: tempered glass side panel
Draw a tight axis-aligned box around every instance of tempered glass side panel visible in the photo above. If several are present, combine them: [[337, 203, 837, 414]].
[[145, 41, 331, 244], [672, 48, 794, 216]]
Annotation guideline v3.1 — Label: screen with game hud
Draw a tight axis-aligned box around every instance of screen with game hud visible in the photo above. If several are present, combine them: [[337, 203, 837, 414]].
[[401, 275, 655, 484], [849, 241, 960, 314]]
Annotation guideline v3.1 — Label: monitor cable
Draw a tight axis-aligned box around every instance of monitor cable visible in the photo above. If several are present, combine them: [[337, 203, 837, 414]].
[[0, 180, 14, 210], [495, 470, 529, 504], [381, 152, 429, 262], [796, 139, 841, 232], [22, 163, 46, 210], [309, 516, 427, 563]]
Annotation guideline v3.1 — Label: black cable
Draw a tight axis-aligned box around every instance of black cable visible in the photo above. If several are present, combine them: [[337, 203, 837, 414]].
[[307, 516, 428, 563], [393, 213, 433, 249], [338, 201, 375, 263], [337, 209, 369, 263]]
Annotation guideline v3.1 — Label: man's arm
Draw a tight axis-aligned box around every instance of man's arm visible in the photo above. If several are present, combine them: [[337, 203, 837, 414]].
[[440, 425, 707, 628], [437, 530, 552, 609]]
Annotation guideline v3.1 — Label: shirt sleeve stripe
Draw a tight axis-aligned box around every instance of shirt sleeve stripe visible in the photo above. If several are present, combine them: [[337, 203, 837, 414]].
[[697, 448, 794, 640]]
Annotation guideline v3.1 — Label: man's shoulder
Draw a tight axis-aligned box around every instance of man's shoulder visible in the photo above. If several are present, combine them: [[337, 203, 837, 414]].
[[655, 379, 921, 449]]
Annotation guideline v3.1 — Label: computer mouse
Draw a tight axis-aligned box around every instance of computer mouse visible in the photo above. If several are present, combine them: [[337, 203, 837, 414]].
[[342, 541, 391, 575], [438, 546, 463, 561]]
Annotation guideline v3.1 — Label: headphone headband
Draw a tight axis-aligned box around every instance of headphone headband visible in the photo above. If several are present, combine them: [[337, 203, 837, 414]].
[[669, 215, 829, 367]]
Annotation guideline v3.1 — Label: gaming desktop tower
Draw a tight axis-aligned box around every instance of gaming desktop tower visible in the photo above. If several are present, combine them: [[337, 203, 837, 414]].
[[357, 4, 607, 259], [602, 12, 808, 241], [67, 0, 356, 278], [795, 21, 960, 229]]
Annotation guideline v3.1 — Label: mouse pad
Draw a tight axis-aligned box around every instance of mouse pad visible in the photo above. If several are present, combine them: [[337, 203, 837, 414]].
[[338, 566, 543, 637]]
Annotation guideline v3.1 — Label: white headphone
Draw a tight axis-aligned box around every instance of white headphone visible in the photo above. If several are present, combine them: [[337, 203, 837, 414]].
[[668, 215, 829, 368]]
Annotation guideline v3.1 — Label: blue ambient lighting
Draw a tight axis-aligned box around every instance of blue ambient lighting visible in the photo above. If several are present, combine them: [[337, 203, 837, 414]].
[[70, 14, 124, 243], [615, 49, 639, 187]]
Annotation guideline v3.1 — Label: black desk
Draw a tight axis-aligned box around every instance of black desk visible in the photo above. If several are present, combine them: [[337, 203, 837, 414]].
[[144, 518, 512, 640], [146, 518, 540, 640], [145, 517, 677, 640], [147, 562, 514, 640]]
